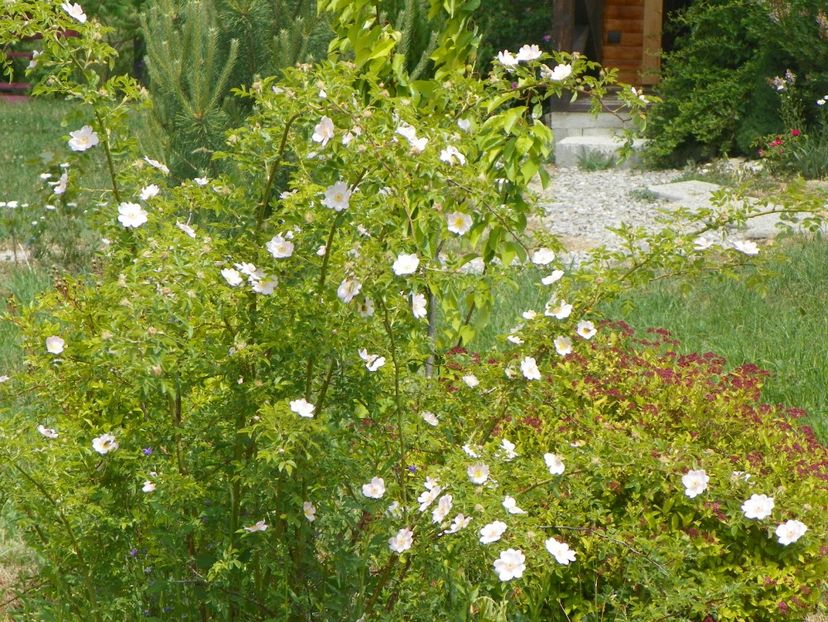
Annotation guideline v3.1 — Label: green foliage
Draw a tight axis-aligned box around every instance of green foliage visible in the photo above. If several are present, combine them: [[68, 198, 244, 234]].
[[759, 127, 828, 180], [476, 1, 553, 73], [142, 0, 331, 179], [2, 1, 825, 620], [576, 148, 617, 171], [646, 0, 828, 166]]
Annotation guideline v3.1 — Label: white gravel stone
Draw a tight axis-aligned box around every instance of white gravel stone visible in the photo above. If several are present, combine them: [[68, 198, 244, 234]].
[[533, 166, 683, 254]]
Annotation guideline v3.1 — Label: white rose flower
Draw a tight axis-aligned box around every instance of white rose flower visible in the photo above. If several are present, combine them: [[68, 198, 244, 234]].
[[266, 234, 294, 259], [252, 276, 277, 295], [467, 463, 490, 485], [396, 123, 428, 153], [411, 292, 427, 319], [554, 336, 573, 356], [389, 527, 413, 553], [500, 438, 518, 461], [53, 171, 69, 195], [142, 481, 156, 493], [462, 374, 479, 388], [61, 1, 87, 23], [176, 222, 196, 238], [392, 253, 419, 276], [531, 247, 555, 265], [576, 320, 597, 339], [139, 184, 160, 201], [37, 424, 59, 439], [545, 537, 576, 564], [541, 270, 564, 285], [493, 548, 525, 581], [421, 411, 439, 427], [417, 484, 442, 512], [312, 116, 335, 146], [516, 44, 542, 62], [244, 520, 268, 533], [45, 335, 65, 355], [731, 239, 760, 256], [92, 433, 118, 455], [496, 50, 518, 69], [445, 513, 471, 534], [694, 235, 716, 251], [775, 519, 807, 545], [358, 348, 386, 372], [446, 211, 473, 235], [303, 501, 317, 522], [322, 181, 351, 211], [439, 146, 466, 166], [290, 398, 315, 418], [682, 469, 709, 498], [742, 494, 774, 520], [502, 495, 527, 515], [67, 125, 99, 152], [117, 202, 148, 228], [221, 268, 244, 287], [361, 476, 386, 499], [542, 63, 573, 81], [545, 298, 573, 320], [479, 520, 507, 544], [337, 278, 362, 304], [544, 453, 565, 475], [520, 356, 541, 380], [431, 494, 453, 524]]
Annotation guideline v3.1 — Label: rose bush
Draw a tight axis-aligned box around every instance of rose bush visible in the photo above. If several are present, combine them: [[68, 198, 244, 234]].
[[0, 1, 825, 621]]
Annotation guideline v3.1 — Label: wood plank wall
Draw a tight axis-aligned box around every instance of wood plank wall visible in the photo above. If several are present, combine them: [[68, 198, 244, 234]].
[[601, 0, 644, 84], [601, 0, 662, 85]]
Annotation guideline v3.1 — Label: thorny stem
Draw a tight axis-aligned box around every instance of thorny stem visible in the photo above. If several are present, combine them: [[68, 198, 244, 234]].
[[12, 463, 102, 622], [50, 34, 123, 204], [94, 109, 122, 203], [381, 301, 408, 505], [542, 524, 668, 575], [303, 168, 369, 399], [362, 556, 397, 620], [256, 112, 301, 233]]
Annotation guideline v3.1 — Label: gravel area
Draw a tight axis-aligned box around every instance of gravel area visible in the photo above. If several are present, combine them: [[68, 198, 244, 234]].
[[533, 166, 683, 251]]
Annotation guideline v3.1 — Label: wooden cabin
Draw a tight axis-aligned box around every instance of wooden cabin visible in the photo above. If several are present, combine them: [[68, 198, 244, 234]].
[[552, 0, 688, 85]]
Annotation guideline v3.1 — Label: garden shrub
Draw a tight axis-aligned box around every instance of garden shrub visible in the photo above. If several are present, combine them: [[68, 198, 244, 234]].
[[0, 1, 825, 621], [646, 0, 828, 166]]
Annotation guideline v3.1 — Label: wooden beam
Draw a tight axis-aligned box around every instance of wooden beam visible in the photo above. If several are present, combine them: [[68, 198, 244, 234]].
[[640, 0, 662, 84], [553, 0, 575, 51]]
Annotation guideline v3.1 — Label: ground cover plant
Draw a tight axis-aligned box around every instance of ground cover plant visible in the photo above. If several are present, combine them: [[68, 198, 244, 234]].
[[0, 0, 825, 620]]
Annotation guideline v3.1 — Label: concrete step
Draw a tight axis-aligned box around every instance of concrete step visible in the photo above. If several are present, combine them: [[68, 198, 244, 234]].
[[647, 180, 828, 239], [555, 135, 646, 169]]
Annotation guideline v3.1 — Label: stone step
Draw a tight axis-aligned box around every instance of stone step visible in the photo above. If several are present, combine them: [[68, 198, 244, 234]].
[[554, 135, 646, 169], [647, 180, 828, 239]]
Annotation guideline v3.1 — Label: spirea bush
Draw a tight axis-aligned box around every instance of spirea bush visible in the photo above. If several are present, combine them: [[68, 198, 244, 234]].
[[0, 1, 825, 621]]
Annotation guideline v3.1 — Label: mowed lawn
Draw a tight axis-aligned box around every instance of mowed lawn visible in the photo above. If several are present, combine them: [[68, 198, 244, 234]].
[[0, 99, 77, 207]]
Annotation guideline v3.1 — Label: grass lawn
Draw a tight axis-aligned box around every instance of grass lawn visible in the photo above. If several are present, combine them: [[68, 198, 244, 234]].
[[602, 237, 828, 441], [0, 99, 79, 207], [475, 237, 828, 442]]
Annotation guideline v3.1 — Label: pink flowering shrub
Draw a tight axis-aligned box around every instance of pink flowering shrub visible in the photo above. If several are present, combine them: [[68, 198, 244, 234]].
[[0, 1, 825, 621]]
